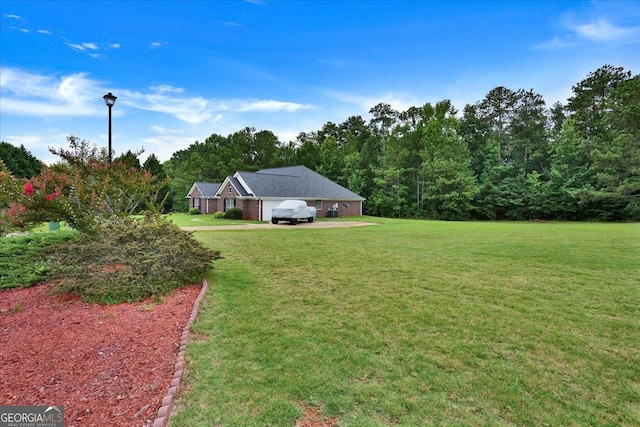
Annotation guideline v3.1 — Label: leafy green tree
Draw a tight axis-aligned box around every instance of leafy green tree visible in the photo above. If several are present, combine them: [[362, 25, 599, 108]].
[[4, 136, 167, 233], [0, 142, 43, 178], [459, 103, 492, 177], [567, 64, 631, 139], [420, 103, 478, 220], [583, 74, 640, 219], [543, 118, 593, 219], [474, 139, 526, 220], [253, 130, 283, 169], [113, 150, 142, 169], [317, 136, 345, 185], [511, 89, 549, 174], [478, 86, 518, 163], [144, 153, 172, 212], [293, 131, 321, 170], [549, 101, 566, 138]]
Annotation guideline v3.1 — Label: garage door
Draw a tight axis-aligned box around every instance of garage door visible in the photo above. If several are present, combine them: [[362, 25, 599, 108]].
[[261, 200, 282, 222]]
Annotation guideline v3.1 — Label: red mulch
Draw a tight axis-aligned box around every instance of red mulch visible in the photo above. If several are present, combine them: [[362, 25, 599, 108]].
[[0, 283, 201, 427]]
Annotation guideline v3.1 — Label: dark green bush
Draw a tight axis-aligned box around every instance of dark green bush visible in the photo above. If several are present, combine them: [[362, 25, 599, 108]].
[[48, 214, 222, 303], [224, 207, 243, 220], [0, 231, 79, 289], [189, 208, 201, 215]]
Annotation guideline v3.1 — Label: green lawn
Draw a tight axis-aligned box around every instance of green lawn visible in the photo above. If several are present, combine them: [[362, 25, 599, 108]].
[[164, 213, 263, 227], [171, 218, 640, 426]]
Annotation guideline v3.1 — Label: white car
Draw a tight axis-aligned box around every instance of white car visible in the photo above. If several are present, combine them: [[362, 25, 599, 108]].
[[271, 200, 317, 225]]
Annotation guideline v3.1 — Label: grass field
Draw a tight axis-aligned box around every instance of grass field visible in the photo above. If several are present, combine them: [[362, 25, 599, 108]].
[[164, 213, 262, 227], [171, 218, 639, 426]]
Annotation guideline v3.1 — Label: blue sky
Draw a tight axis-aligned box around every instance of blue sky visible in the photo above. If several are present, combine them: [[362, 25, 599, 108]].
[[1, 1, 639, 164]]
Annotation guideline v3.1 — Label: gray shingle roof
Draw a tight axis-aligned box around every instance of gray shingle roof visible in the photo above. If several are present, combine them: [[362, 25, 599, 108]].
[[236, 166, 364, 200], [193, 182, 221, 198]]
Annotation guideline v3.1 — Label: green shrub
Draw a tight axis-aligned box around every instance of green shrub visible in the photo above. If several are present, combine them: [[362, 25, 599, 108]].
[[213, 211, 225, 219], [48, 214, 222, 303], [224, 207, 243, 220], [0, 231, 79, 289], [189, 207, 201, 215]]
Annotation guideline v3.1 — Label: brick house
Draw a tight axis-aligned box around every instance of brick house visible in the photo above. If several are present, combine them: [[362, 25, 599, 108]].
[[186, 165, 365, 221]]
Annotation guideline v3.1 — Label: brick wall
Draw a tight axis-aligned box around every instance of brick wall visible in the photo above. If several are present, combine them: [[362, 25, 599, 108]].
[[314, 200, 362, 218]]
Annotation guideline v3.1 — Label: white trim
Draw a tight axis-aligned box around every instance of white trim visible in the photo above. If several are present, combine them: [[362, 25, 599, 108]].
[[234, 172, 253, 196]]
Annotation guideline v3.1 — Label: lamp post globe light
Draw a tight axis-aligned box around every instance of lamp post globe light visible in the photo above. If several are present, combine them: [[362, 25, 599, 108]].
[[103, 92, 117, 163]]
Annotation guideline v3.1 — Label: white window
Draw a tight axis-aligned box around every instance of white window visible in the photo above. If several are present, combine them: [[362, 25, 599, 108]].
[[193, 198, 201, 210], [315, 200, 323, 210], [225, 198, 235, 211]]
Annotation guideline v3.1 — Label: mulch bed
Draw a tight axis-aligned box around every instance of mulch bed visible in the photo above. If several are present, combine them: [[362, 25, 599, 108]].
[[0, 283, 201, 427]]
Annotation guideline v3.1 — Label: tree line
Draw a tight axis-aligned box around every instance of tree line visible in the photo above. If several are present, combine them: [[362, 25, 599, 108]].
[[167, 64, 638, 220], [2, 64, 638, 221]]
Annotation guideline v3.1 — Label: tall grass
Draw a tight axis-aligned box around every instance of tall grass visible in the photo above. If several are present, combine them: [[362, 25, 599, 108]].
[[172, 219, 639, 426]]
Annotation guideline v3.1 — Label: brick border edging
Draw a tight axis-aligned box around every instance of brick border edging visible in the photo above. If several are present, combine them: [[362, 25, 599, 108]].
[[152, 278, 209, 427]]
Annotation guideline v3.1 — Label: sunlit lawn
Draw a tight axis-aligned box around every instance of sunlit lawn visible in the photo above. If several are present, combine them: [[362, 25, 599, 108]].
[[171, 218, 640, 426], [164, 212, 263, 227]]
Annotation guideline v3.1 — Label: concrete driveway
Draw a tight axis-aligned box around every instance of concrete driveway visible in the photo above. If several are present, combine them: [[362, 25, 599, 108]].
[[180, 220, 380, 231]]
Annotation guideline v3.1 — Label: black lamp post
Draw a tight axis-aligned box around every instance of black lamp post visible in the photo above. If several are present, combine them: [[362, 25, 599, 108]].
[[103, 92, 117, 163]]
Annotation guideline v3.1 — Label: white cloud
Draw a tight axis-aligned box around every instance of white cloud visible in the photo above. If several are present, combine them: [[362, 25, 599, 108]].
[[236, 100, 314, 112], [0, 67, 103, 117], [150, 84, 184, 94], [140, 128, 201, 162], [572, 18, 640, 42], [536, 4, 640, 50], [323, 89, 419, 114], [37, 29, 52, 35], [4, 14, 23, 20], [63, 40, 117, 57], [150, 41, 166, 49], [1, 67, 318, 128], [220, 21, 242, 27], [533, 35, 574, 50], [65, 41, 100, 52], [121, 84, 316, 124], [121, 89, 215, 124]]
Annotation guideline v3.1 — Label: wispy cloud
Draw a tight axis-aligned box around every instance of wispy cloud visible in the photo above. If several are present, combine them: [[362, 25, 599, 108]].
[[65, 40, 99, 52], [122, 85, 314, 123], [4, 14, 29, 33], [150, 41, 166, 49], [37, 29, 52, 35], [236, 100, 314, 112], [1, 67, 317, 126], [0, 67, 103, 116], [63, 39, 120, 57], [141, 127, 205, 162], [220, 20, 243, 27], [150, 85, 184, 94], [534, 35, 575, 50], [323, 89, 419, 113], [572, 18, 639, 42], [4, 14, 24, 21], [121, 88, 213, 124], [535, 4, 640, 50]]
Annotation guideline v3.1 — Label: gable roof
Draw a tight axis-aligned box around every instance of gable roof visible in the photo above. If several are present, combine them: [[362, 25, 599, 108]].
[[232, 165, 364, 200], [187, 182, 221, 198]]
